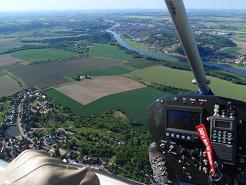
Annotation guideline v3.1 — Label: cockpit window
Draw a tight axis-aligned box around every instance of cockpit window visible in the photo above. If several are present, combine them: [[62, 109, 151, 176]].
[[0, 1, 246, 184]]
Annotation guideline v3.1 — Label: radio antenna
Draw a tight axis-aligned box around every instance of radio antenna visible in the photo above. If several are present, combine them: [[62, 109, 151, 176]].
[[164, 0, 212, 95]]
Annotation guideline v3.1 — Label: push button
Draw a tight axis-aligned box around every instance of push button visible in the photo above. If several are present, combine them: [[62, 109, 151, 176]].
[[222, 136, 227, 141], [228, 138, 233, 141]]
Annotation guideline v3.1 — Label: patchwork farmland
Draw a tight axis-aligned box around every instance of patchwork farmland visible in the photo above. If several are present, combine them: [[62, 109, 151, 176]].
[[129, 65, 246, 101], [7, 57, 120, 89], [0, 38, 22, 54], [0, 55, 23, 67], [56, 76, 146, 105], [45, 87, 168, 125]]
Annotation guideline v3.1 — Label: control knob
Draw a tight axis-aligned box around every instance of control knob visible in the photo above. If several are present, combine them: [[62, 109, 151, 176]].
[[203, 159, 208, 166], [202, 167, 208, 174], [214, 104, 220, 116], [221, 109, 227, 117], [168, 145, 175, 153], [180, 148, 188, 155], [190, 150, 199, 157]]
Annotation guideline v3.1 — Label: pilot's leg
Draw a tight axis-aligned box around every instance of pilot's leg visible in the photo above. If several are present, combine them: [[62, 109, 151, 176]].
[[0, 149, 100, 185]]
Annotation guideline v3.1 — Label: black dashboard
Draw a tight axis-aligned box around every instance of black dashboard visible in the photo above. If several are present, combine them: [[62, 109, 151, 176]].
[[148, 94, 246, 185]]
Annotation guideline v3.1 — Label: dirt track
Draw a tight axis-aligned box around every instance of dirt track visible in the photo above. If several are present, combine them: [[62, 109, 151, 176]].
[[56, 76, 145, 105], [0, 75, 21, 97]]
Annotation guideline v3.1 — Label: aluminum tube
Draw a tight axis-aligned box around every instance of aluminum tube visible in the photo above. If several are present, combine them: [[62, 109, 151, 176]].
[[164, 0, 210, 94]]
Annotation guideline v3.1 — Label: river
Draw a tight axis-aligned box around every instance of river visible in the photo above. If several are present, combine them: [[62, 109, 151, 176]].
[[107, 30, 180, 62], [107, 30, 246, 76]]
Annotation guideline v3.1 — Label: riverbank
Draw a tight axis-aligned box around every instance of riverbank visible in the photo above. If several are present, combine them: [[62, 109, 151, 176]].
[[108, 30, 246, 76]]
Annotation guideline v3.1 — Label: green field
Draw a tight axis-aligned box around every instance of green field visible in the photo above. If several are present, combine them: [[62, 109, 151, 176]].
[[0, 38, 48, 54], [44, 88, 85, 115], [130, 66, 246, 101], [89, 43, 182, 69], [0, 38, 23, 54], [214, 62, 246, 71], [45, 87, 168, 125], [221, 47, 246, 56], [221, 47, 240, 56], [11, 48, 78, 61], [121, 35, 150, 50], [238, 48, 246, 55], [0, 70, 5, 76], [89, 43, 134, 61], [232, 33, 246, 42]]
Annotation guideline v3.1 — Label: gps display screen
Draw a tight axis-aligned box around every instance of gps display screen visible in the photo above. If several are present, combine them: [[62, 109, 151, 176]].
[[215, 120, 231, 129], [167, 110, 201, 131]]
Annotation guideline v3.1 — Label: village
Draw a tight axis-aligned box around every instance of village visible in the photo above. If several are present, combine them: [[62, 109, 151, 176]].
[[0, 88, 106, 170], [114, 20, 246, 66]]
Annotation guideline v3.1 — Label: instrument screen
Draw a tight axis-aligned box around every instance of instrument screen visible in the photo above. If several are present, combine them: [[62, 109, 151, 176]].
[[214, 120, 231, 129], [167, 110, 201, 131]]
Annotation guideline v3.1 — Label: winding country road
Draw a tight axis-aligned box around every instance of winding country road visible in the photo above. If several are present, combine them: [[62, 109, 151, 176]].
[[17, 104, 33, 143]]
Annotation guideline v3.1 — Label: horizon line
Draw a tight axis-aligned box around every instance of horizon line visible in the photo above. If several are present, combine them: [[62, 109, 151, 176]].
[[1, 8, 246, 13]]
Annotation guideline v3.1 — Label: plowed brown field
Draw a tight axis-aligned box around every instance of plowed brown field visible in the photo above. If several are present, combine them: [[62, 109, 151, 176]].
[[56, 76, 145, 105]]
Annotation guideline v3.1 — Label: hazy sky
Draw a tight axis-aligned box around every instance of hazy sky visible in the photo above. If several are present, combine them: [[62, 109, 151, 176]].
[[0, 0, 245, 12]]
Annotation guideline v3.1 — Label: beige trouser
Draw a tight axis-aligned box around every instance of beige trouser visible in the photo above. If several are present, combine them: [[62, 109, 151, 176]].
[[0, 150, 100, 185]]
